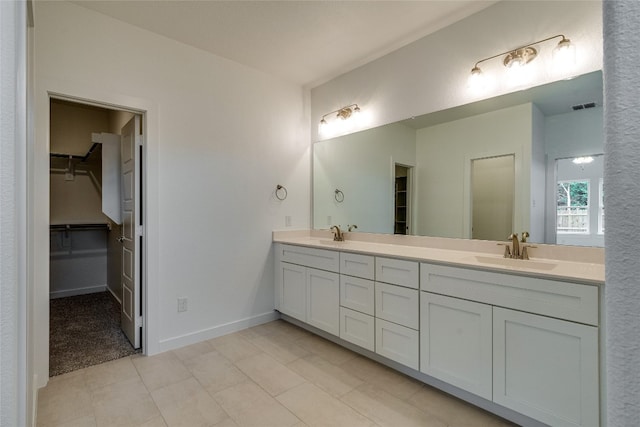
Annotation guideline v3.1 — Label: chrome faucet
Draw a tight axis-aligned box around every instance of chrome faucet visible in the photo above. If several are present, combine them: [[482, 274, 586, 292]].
[[347, 224, 358, 232], [330, 225, 344, 241]]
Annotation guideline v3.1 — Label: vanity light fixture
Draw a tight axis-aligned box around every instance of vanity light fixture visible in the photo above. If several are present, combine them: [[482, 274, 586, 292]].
[[468, 34, 574, 90], [319, 104, 361, 127]]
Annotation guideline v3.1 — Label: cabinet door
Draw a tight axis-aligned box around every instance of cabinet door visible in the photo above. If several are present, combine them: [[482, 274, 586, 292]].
[[279, 262, 307, 322], [420, 293, 492, 400], [307, 268, 340, 336], [493, 307, 599, 427]]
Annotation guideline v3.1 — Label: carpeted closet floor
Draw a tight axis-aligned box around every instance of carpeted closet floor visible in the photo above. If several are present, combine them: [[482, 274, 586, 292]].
[[49, 291, 140, 377]]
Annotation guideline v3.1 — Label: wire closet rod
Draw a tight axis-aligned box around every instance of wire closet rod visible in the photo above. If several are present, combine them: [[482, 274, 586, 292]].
[[49, 223, 111, 231], [50, 142, 100, 162]]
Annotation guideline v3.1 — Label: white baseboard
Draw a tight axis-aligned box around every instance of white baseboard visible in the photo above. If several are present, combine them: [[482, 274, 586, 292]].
[[156, 311, 280, 354], [49, 285, 106, 299]]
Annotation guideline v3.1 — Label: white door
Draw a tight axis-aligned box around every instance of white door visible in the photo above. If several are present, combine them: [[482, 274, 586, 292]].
[[471, 155, 514, 240], [120, 116, 142, 349]]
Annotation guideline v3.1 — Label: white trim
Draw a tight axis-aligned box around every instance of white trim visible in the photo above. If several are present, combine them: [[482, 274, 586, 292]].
[[33, 78, 160, 388], [49, 285, 107, 299], [157, 311, 279, 353]]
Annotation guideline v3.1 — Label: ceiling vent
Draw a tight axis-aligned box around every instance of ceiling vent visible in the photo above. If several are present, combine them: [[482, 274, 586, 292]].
[[572, 102, 597, 111]]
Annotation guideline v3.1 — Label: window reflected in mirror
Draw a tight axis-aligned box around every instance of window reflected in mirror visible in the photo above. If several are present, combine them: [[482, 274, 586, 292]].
[[555, 154, 604, 247]]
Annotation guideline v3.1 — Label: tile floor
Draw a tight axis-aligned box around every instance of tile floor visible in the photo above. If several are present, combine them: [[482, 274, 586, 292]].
[[37, 320, 516, 427]]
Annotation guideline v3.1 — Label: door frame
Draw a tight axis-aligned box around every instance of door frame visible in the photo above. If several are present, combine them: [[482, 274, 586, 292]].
[[392, 162, 414, 235], [48, 93, 147, 346], [34, 82, 158, 387]]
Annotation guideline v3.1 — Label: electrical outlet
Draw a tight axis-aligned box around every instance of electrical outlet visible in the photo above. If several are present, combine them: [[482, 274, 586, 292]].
[[177, 297, 188, 312], [327, 215, 332, 225], [285, 216, 292, 227]]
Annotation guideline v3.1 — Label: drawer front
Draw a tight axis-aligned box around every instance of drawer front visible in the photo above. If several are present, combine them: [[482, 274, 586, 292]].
[[375, 282, 419, 329], [278, 244, 339, 272], [340, 252, 375, 280], [340, 307, 375, 352], [375, 318, 419, 370], [376, 257, 419, 289], [340, 275, 375, 316], [421, 263, 599, 326]]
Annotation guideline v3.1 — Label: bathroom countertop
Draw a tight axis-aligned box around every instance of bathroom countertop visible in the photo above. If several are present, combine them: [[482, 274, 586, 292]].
[[273, 230, 604, 285]]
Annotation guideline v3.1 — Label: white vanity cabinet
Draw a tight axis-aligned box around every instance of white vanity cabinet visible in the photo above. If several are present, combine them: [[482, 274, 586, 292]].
[[274, 239, 602, 427], [420, 262, 600, 427], [275, 244, 340, 335]]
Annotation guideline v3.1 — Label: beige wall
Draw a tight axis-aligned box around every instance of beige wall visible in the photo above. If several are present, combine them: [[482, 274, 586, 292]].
[[50, 100, 110, 225]]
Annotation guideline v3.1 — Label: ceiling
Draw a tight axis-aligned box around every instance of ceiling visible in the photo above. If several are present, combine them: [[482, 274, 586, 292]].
[[73, 0, 497, 87]]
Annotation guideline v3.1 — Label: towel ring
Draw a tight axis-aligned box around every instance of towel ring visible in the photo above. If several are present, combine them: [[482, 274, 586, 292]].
[[334, 189, 344, 203], [275, 184, 288, 201]]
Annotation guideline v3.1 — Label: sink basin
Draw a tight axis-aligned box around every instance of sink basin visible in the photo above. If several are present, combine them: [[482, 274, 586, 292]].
[[471, 255, 558, 271]]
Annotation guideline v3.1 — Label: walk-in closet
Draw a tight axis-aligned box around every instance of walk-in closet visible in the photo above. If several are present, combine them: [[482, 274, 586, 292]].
[[49, 99, 141, 376]]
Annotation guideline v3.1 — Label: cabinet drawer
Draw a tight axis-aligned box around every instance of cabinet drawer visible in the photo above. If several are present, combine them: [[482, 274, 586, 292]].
[[340, 307, 375, 352], [420, 292, 492, 400], [277, 244, 339, 272], [493, 307, 599, 427], [375, 282, 419, 329], [375, 318, 419, 370], [340, 275, 374, 316], [340, 252, 375, 280], [421, 263, 599, 325], [376, 257, 419, 289]]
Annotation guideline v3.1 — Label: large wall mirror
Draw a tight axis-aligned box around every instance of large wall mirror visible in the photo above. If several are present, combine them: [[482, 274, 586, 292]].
[[313, 71, 603, 247]]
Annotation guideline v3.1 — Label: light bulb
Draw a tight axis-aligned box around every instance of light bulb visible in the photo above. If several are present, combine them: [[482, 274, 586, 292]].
[[553, 37, 576, 72], [468, 66, 485, 91]]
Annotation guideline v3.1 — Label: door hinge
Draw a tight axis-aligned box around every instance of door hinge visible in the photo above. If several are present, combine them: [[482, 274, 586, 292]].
[[136, 225, 144, 236], [135, 316, 143, 328]]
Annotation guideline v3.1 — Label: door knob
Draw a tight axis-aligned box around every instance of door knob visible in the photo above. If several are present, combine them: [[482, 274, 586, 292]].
[[117, 236, 125, 243]]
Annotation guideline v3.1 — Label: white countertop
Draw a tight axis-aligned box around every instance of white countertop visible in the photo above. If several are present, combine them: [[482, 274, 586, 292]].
[[273, 231, 604, 285]]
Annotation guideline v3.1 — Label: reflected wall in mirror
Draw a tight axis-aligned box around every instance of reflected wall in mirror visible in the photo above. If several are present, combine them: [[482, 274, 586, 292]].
[[313, 71, 604, 247]]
